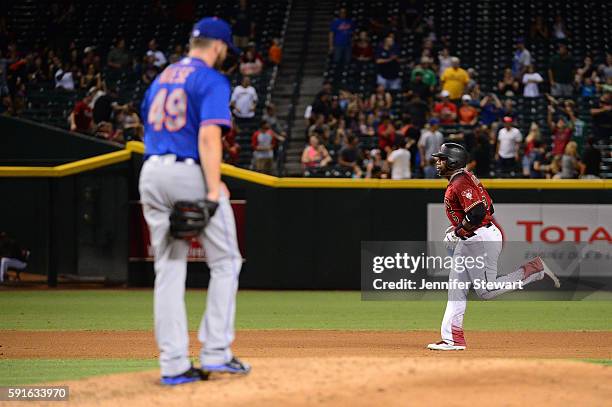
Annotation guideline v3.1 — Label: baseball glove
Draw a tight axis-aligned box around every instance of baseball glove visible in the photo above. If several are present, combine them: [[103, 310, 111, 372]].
[[169, 199, 219, 239]]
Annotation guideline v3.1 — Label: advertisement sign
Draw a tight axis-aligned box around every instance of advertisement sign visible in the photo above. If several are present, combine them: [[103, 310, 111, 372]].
[[428, 204, 611, 242], [427, 204, 612, 277], [129, 200, 246, 262]]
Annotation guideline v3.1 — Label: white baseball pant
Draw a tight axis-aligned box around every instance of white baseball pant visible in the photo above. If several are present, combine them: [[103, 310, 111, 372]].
[[441, 224, 546, 346]]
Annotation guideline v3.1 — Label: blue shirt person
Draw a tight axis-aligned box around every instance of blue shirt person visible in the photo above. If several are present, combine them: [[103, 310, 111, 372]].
[[329, 8, 354, 65]]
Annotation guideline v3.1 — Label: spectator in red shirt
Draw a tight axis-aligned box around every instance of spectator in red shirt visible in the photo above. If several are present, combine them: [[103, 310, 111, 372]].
[[458, 94, 478, 125], [223, 118, 241, 165], [352, 31, 373, 62], [547, 104, 572, 156], [240, 44, 264, 76], [377, 115, 396, 154], [433, 90, 457, 124], [69, 91, 94, 134]]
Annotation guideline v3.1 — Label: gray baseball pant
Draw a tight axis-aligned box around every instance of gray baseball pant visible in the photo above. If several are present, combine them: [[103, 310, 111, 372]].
[[0, 257, 27, 282], [139, 157, 242, 376], [441, 224, 544, 346]]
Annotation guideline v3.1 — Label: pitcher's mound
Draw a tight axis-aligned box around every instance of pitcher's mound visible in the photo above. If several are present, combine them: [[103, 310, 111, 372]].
[[48, 357, 612, 406]]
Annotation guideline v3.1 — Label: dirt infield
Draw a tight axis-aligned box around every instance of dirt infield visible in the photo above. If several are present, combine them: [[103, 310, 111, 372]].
[[13, 357, 611, 407], [2, 330, 612, 406]]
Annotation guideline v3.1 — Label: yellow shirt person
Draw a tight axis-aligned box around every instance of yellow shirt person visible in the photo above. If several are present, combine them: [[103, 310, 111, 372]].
[[441, 57, 470, 100]]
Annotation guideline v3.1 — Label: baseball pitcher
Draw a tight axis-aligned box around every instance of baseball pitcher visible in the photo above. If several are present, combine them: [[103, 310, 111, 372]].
[[139, 17, 250, 385], [427, 143, 561, 351]]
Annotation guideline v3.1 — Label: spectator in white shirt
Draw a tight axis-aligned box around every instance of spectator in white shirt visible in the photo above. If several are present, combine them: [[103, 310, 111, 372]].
[[387, 138, 412, 179], [418, 118, 444, 178], [552, 14, 569, 40], [512, 38, 532, 77], [438, 48, 452, 77], [522, 65, 543, 97], [146, 39, 168, 69], [55, 62, 75, 91], [231, 76, 258, 123], [496, 116, 522, 175]]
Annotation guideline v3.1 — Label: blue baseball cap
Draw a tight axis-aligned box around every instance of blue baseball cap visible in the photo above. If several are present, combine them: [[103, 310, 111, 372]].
[[429, 118, 440, 125], [191, 17, 240, 54]]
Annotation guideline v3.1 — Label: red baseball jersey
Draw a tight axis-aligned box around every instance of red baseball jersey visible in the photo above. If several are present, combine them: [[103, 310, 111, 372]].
[[444, 170, 494, 228]]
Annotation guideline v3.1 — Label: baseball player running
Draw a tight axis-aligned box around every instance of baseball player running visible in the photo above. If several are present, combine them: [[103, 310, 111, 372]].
[[139, 17, 250, 385], [427, 143, 560, 351]]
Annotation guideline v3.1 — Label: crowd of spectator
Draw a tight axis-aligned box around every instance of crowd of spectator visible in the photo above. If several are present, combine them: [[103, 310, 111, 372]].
[[1, 3, 609, 178], [1, 7, 150, 143], [1, 0, 284, 169], [299, 8, 611, 179]]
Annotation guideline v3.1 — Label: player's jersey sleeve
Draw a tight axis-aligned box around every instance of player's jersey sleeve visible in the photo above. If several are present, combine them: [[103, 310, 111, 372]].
[[199, 76, 232, 129], [453, 174, 485, 212]]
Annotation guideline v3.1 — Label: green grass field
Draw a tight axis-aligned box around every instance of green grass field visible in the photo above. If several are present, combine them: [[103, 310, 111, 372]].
[[0, 359, 158, 386], [1, 290, 611, 385], [3, 290, 612, 331]]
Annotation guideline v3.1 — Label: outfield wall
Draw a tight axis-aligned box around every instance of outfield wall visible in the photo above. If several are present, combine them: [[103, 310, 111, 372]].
[[235, 184, 611, 290], [1, 118, 130, 285], [0, 165, 130, 285], [0, 122, 609, 288]]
